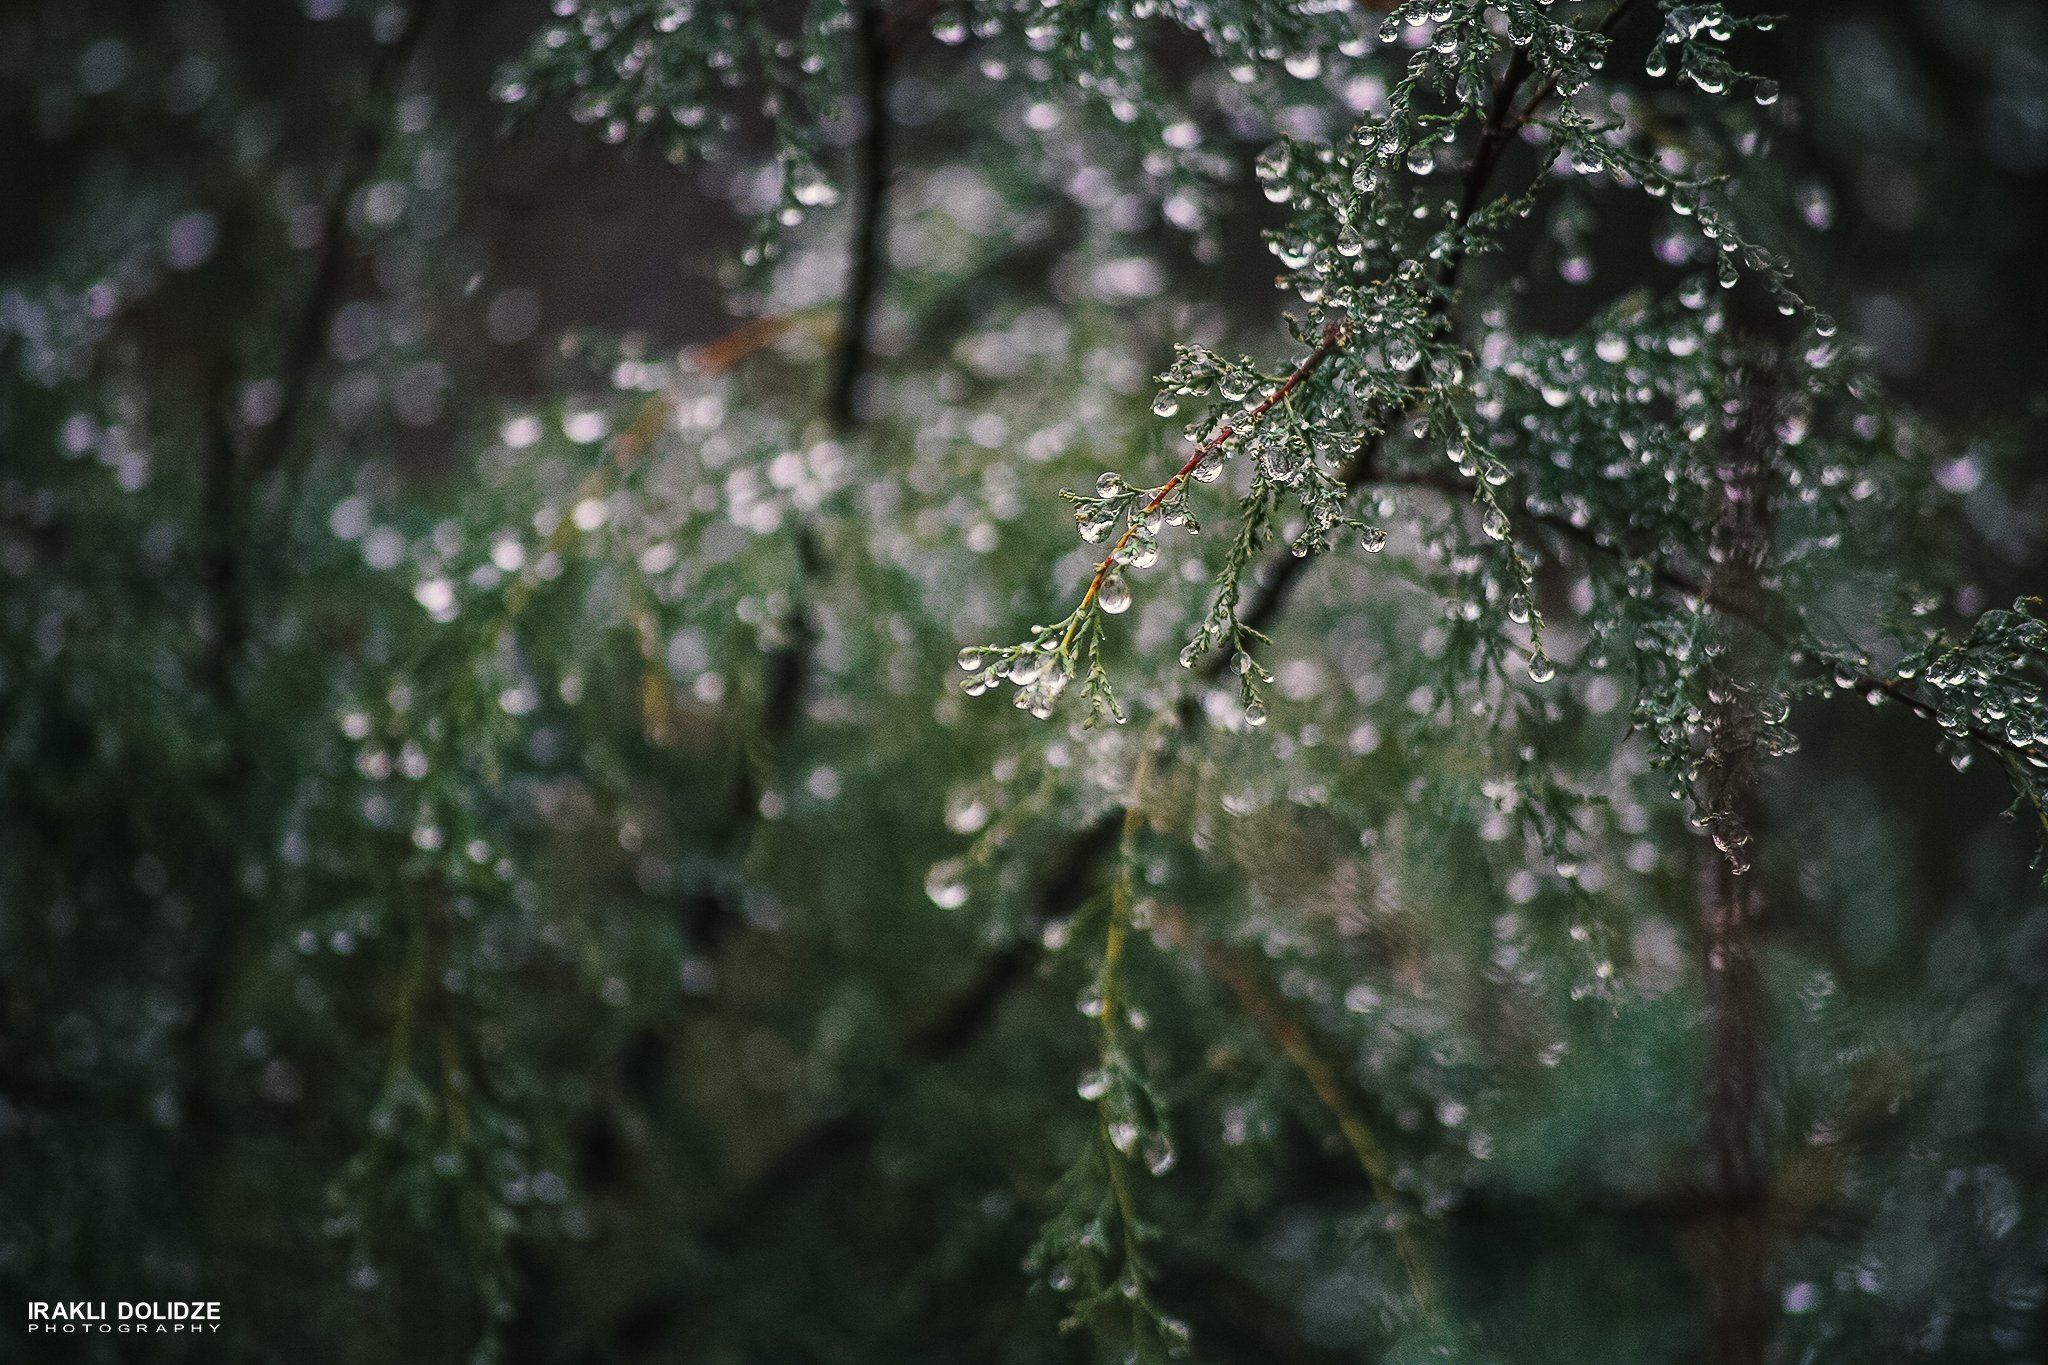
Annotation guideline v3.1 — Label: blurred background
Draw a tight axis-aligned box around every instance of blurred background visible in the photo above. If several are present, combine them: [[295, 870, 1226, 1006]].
[[1, 1, 2044, 1362]]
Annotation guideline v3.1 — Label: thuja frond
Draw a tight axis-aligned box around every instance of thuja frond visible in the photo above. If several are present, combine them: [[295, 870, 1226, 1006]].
[[959, 324, 1350, 724]]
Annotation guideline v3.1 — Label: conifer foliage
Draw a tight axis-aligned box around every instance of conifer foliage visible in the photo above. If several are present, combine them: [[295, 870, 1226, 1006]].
[[3, 1, 2045, 1363]]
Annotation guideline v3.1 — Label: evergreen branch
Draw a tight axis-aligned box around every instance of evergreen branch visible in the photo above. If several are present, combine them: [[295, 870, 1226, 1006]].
[[1370, 464, 2048, 779], [1492, 0, 1646, 149], [1062, 323, 1348, 657], [1222, 0, 1583, 657], [489, 313, 836, 952], [1059, 719, 1178, 1340], [974, 0, 1638, 710]]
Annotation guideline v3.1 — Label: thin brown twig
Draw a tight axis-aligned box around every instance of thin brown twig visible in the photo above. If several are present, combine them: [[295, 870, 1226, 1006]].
[[1066, 323, 1347, 656]]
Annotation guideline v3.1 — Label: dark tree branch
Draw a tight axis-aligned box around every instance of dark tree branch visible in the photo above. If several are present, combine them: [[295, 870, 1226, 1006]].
[[181, 356, 253, 1142], [693, 811, 1121, 1245], [1692, 352, 1780, 1365], [827, 0, 895, 431], [688, 522, 828, 954], [692, 0, 907, 944], [249, 0, 438, 478]]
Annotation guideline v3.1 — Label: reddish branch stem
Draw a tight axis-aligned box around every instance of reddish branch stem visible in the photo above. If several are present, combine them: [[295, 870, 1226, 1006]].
[[1060, 322, 1347, 651]]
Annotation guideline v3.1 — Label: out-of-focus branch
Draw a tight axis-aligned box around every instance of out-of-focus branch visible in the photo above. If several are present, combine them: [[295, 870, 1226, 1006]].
[[827, 0, 894, 431], [698, 811, 1123, 1243], [199, 357, 248, 722], [181, 357, 253, 1141], [1145, 894, 1434, 1313], [180, 1, 438, 1142], [250, 0, 438, 479], [1691, 354, 1779, 1365]]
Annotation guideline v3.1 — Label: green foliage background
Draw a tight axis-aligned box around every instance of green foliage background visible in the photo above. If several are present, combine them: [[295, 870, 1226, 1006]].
[[1, 2, 2045, 1363]]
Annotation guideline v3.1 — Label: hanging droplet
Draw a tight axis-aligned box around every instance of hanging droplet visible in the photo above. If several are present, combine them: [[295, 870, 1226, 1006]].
[[1527, 653, 1556, 683], [1098, 575, 1133, 614], [1143, 1134, 1178, 1175], [1191, 450, 1225, 484]]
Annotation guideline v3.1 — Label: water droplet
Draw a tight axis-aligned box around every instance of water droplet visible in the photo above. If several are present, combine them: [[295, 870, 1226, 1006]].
[[1099, 575, 1133, 614], [924, 862, 969, 909], [1144, 1134, 1178, 1175]]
